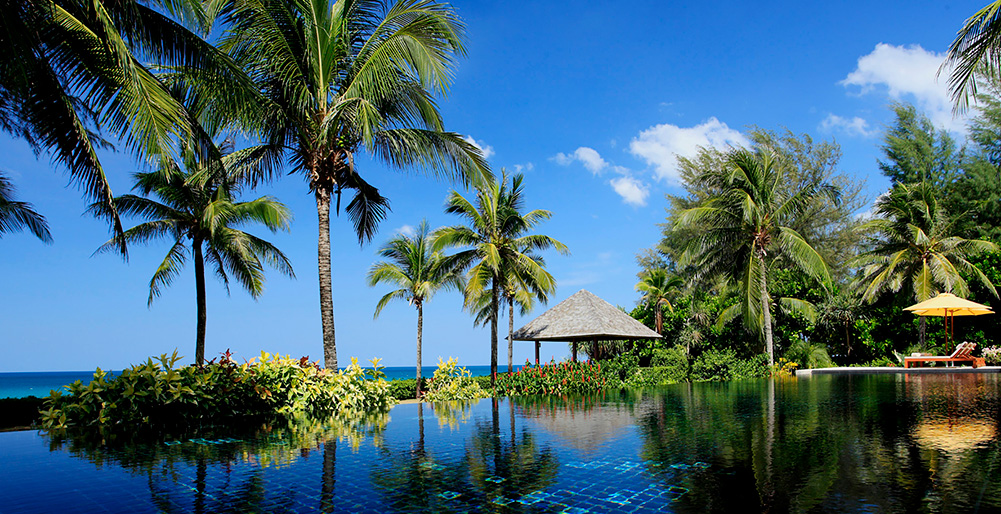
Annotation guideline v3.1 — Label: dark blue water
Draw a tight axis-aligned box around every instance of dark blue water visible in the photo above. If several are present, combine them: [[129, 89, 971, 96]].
[[2, 373, 1001, 513], [0, 366, 498, 399]]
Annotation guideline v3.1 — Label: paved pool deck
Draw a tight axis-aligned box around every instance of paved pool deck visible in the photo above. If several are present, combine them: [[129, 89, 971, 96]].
[[797, 366, 1001, 376]]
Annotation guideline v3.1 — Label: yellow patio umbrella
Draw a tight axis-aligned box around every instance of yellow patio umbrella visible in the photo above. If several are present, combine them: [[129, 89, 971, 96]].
[[904, 293, 994, 346]]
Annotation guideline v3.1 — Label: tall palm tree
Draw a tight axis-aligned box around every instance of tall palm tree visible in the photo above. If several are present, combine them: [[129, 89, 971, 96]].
[[853, 182, 998, 347], [200, 0, 490, 370], [635, 268, 683, 334], [676, 149, 833, 366], [435, 172, 567, 383], [367, 220, 460, 398], [0, 173, 52, 243], [466, 253, 555, 373], [942, 1, 1001, 111], [2, 0, 240, 243], [91, 143, 295, 364]]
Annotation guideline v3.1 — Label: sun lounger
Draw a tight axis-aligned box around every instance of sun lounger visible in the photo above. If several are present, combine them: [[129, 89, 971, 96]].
[[903, 342, 985, 368]]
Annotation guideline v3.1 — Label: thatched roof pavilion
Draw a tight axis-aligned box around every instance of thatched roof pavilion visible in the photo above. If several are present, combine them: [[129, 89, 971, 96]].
[[512, 289, 660, 362]]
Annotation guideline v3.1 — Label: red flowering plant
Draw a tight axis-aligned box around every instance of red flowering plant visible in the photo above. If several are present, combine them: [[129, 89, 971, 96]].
[[495, 359, 609, 397]]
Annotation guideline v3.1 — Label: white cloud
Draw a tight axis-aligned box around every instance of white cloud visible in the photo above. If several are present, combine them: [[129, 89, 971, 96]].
[[395, 224, 416, 237], [840, 43, 965, 132], [463, 135, 495, 159], [512, 162, 534, 173], [628, 117, 749, 184], [820, 114, 876, 137], [609, 176, 650, 206], [552, 147, 608, 174]]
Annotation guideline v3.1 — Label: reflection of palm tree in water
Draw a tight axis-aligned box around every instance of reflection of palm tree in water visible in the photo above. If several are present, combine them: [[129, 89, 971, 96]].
[[370, 399, 559, 511], [320, 439, 336, 513]]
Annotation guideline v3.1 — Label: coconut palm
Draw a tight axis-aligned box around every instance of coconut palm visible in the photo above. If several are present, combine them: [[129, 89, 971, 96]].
[[676, 149, 833, 366], [195, 0, 490, 370], [435, 172, 567, 383], [635, 269, 683, 334], [367, 220, 460, 398], [466, 253, 555, 373], [0, 173, 52, 243], [2, 0, 240, 242], [853, 182, 998, 346], [91, 142, 295, 364], [942, 1, 1001, 110]]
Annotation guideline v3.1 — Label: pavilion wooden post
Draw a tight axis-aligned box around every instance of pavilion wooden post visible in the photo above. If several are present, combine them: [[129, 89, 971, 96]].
[[534, 341, 540, 365], [572, 342, 578, 362], [591, 338, 598, 362]]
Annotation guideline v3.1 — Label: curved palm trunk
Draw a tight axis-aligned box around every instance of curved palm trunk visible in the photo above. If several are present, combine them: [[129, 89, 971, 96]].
[[193, 237, 207, 365], [490, 279, 499, 386], [317, 191, 338, 370], [416, 302, 423, 399], [508, 296, 514, 374], [760, 257, 774, 368], [655, 307, 663, 334]]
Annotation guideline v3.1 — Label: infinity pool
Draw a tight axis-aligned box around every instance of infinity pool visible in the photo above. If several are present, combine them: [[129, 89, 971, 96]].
[[3, 373, 1000, 513]]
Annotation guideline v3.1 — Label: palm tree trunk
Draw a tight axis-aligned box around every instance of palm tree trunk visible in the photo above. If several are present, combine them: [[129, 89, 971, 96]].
[[508, 297, 514, 374], [490, 279, 499, 386], [193, 237, 207, 365], [317, 191, 337, 370], [919, 317, 927, 351], [655, 308, 663, 334], [760, 258, 774, 368], [416, 302, 423, 399]]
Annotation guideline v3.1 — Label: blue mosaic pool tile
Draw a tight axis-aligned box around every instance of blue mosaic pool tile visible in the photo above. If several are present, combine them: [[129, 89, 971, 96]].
[[491, 495, 517, 506], [437, 491, 461, 500], [484, 475, 506, 483]]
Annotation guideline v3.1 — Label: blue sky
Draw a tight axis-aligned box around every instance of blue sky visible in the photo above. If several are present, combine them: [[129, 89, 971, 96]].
[[0, 0, 984, 372]]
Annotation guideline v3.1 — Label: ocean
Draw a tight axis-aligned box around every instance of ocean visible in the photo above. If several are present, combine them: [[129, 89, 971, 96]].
[[0, 365, 501, 399]]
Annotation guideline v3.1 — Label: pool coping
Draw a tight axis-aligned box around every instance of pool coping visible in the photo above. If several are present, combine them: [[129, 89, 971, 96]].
[[797, 366, 1001, 376]]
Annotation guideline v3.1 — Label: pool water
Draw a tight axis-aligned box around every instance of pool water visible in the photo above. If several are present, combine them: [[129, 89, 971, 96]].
[[2, 373, 1000, 513]]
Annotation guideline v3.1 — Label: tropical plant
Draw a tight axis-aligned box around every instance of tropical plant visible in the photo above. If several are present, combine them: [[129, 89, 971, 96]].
[[853, 182, 999, 346], [368, 220, 460, 398], [91, 142, 294, 364], [40, 351, 394, 429], [494, 359, 608, 397], [435, 172, 568, 384], [1, 0, 239, 240], [942, 0, 1001, 110], [422, 357, 486, 402], [635, 268, 683, 334], [194, 0, 490, 371], [676, 149, 834, 366], [466, 252, 556, 374], [0, 173, 51, 243]]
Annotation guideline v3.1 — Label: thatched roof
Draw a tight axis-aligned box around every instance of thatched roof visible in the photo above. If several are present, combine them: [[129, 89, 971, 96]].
[[512, 289, 660, 341]]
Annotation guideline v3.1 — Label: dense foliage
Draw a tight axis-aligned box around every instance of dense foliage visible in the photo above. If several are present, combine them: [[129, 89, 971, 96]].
[[40, 351, 393, 429], [495, 360, 608, 396], [422, 358, 488, 402]]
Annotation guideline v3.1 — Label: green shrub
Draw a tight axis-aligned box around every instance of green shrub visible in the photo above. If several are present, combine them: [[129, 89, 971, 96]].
[[690, 349, 768, 381], [495, 359, 609, 396], [626, 366, 685, 387], [40, 351, 394, 429], [423, 358, 487, 402], [386, 378, 432, 400]]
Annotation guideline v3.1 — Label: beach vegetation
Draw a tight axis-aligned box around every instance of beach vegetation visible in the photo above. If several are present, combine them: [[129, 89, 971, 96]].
[[40, 351, 393, 429]]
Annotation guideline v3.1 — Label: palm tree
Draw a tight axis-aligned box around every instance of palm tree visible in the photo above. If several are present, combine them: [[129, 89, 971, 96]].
[[676, 149, 833, 366], [367, 220, 460, 398], [435, 172, 567, 384], [2, 0, 239, 242], [92, 142, 295, 364], [942, 1, 1001, 110], [199, 0, 490, 370], [853, 182, 999, 347], [0, 173, 52, 243], [635, 269, 683, 334], [466, 253, 555, 373]]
